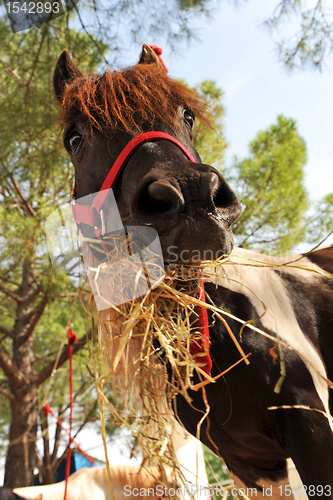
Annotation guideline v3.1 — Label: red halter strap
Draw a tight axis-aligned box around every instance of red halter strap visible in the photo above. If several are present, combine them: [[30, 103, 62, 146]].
[[72, 131, 196, 225]]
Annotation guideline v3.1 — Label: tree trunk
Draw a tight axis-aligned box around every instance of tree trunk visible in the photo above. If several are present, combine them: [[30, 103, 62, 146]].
[[4, 266, 39, 488], [1, 258, 88, 486], [39, 409, 57, 484], [4, 376, 38, 487]]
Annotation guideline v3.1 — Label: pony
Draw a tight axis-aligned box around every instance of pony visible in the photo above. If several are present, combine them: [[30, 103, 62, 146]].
[[53, 44, 333, 499]]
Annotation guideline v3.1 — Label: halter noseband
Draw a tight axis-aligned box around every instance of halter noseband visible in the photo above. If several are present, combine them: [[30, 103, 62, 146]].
[[71, 131, 196, 232]]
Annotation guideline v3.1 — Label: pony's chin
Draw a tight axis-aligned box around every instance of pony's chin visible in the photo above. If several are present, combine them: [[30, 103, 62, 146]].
[[163, 225, 234, 265]]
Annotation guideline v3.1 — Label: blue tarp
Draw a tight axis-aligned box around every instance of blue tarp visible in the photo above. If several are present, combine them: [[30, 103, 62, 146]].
[[55, 453, 96, 482], [34, 452, 102, 485]]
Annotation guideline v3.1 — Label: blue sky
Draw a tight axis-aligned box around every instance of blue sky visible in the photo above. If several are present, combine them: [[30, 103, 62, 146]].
[[166, 0, 333, 204], [122, 0, 333, 206], [165, 0, 333, 205]]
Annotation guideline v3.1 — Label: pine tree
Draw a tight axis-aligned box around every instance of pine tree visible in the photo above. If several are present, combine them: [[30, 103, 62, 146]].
[[0, 17, 106, 487], [226, 115, 309, 254]]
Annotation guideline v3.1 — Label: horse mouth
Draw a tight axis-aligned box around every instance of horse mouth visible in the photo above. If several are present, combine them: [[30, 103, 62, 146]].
[[161, 212, 235, 264]]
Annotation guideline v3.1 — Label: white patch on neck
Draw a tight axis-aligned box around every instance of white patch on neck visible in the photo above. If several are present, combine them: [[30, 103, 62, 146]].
[[203, 247, 332, 430]]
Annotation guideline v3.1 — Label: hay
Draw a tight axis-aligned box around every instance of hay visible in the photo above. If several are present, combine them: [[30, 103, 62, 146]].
[[89, 255, 251, 497], [80, 238, 333, 497]]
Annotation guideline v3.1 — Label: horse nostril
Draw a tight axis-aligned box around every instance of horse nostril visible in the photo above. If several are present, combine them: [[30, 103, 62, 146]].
[[138, 179, 185, 215], [205, 172, 220, 196]]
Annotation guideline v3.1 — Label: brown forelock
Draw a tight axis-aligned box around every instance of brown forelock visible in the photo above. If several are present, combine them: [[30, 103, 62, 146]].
[[58, 63, 212, 135]]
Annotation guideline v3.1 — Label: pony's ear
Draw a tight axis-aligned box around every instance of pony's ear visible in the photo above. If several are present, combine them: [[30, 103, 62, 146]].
[[138, 44, 167, 72], [53, 50, 82, 102]]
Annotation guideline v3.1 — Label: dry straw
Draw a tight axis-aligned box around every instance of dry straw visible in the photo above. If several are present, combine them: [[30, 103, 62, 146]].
[[79, 238, 333, 496]]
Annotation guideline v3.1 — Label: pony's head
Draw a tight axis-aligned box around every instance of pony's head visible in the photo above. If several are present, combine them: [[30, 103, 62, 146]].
[[53, 44, 241, 263]]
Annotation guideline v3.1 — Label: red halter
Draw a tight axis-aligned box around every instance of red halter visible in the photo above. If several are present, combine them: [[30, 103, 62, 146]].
[[71, 130, 212, 376], [71, 131, 196, 227]]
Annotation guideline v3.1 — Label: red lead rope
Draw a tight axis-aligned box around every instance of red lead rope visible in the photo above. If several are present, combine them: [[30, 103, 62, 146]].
[[44, 329, 97, 498], [64, 328, 77, 500], [44, 404, 96, 466], [190, 270, 212, 376]]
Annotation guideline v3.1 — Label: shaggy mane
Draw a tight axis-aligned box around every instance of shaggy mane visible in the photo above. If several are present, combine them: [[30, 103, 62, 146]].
[[59, 63, 212, 134]]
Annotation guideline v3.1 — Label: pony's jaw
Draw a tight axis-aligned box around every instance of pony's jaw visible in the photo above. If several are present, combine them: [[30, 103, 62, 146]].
[[160, 217, 235, 264]]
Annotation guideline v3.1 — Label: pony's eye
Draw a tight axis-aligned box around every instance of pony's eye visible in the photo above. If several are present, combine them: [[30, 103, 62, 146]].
[[183, 109, 195, 130], [67, 131, 83, 155]]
